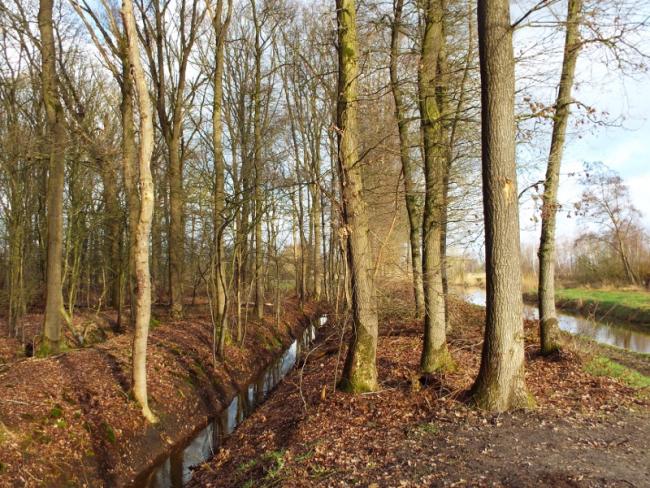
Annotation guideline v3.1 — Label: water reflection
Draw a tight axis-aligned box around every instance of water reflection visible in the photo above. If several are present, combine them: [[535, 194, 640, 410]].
[[136, 316, 325, 488], [462, 289, 650, 354]]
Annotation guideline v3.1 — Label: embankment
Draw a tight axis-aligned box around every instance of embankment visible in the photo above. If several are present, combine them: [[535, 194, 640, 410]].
[[0, 298, 324, 487]]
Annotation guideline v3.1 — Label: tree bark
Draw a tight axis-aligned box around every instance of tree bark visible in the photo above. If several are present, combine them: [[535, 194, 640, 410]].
[[418, 0, 453, 373], [38, 0, 66, 355], [471, 0, 533, 412], [120, 39, 140, 327], [251, 0, 265, 320], [212, 0, 232, 357], [538, 0, 583, 355], [168, 135, 184, 319], [309, 179, 323, 300], [122, 0, 157, 423], [336, 0, 379, 394], [390, 0, 425, 319]]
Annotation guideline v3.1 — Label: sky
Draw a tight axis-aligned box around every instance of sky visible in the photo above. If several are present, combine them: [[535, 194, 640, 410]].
[[519, 74, 650, 246], [514, 0, 650, 247]]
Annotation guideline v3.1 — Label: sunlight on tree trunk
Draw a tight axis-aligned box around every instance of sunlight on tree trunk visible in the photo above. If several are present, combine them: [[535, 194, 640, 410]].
[[538, 0, 583, 355], [336, 0, 379, 394], [38, 0, 66, 355], [418, 0, 454, 374], [471, 0, 534, 412], [390, 0, 424, 319], [122, 0, 157, 423]]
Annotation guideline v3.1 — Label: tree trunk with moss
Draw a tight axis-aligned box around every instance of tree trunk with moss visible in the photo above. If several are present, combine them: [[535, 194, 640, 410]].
[[471, 0, 533, 412], [336, 0, 379, 394], [390, 0, 424, 319], [38, 0, 66, 355], [418, 0, 453, 373], [122, 0, 157, 423], [538, 0, 583, 355]]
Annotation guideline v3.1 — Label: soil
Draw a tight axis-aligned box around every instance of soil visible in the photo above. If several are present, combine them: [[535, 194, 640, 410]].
[[0, 297, 324, 487], [190, 292, 650, 488]]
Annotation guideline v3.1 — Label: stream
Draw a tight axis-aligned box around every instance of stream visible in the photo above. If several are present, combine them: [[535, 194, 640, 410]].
[[133, 315, 326, 488], [462, 288, 650, 354]]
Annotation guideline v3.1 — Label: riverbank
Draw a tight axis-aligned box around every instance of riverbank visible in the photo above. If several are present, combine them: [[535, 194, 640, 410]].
[[190, 294, 650, 487], [0, 297, 324, 487], [524, 288, 650, 328]]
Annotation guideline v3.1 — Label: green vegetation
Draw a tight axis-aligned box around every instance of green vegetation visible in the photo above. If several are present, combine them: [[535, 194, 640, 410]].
[[525, 287, 650, 326], [557, 288, 650, 312], [49, 404, 64, 419], [236, 459, 258, 473], [262, 449, 286, 479], [584, 356, 650, 390], [101, 422, 117, 444]]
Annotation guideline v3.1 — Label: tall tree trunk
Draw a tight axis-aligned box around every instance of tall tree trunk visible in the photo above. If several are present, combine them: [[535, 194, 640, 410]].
[[122, 0, 157, 423], [213, 0, 232, 357], [418, 0, 453, 373], [38, 0, 66, 355], [251, 0, 264, 320], [390, 0, 425, 319], [471, 0, 533, 412], [309, 179, 322, 300], [336, 0, 379, 394], [97, 149, 122, 310], [168, 135, 184, 319], [120, 40, 140, 327], [538, 0, 583, 355]]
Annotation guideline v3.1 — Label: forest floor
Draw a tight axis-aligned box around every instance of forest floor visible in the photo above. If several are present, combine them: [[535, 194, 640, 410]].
[[190, 290, 650, 488], [0, 297, 324, 487]]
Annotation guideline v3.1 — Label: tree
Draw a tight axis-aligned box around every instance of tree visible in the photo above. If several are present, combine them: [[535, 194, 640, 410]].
[[418, 0, 454, 373], [577, 162, 643, 286], [211, 0, 233, 357], [389, 0, 424, 318], [336, 0, 379, 394], [537, 0, 583, 355], [122, 0, 157, 422], [38, 0, 66, 355], [470, 0, 533, 412], [140, 0, 206, 320], [251, 0, 265, 320]]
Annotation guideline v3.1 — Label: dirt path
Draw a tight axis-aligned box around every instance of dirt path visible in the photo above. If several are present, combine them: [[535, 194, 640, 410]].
[[190, 300, 650, 487]]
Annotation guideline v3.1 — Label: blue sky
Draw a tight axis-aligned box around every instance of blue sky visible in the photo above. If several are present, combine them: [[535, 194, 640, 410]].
[[515, 0, 650, 246]]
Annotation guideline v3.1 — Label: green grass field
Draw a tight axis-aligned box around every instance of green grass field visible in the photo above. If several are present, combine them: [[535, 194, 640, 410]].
[[555, 288, 650, 326]]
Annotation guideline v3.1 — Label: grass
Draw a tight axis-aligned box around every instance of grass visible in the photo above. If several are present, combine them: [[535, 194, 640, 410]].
[[557, 288, 650, 312], [584, 356, 650, 390], [530, 287, 650, 326]]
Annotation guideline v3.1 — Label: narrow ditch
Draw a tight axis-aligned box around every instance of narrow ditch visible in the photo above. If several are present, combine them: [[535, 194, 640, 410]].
[[133, 315, 327, 487]]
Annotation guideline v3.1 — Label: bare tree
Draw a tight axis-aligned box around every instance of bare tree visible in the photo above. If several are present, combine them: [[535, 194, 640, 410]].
[[537, 0, 583, 355], [390, 0, 424, 319], [336, 0, 379, 394], [38, 0, 66, 354], [122, 0, 157, 422], [577, 162, 642, 286], [418, 0, 454, 373], [470, 0, 533, 412]]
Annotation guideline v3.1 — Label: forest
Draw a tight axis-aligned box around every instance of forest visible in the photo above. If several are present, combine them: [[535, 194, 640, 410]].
[[0, 0, 649, 486]]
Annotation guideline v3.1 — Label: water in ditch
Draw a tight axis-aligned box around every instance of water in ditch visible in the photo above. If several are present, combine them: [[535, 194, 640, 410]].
[[135, 316, 326, 487], [462, 288, 650, 354]]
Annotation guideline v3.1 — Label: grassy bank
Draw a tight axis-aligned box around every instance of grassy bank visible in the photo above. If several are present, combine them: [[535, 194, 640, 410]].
[[524, 287, 650, 327]]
